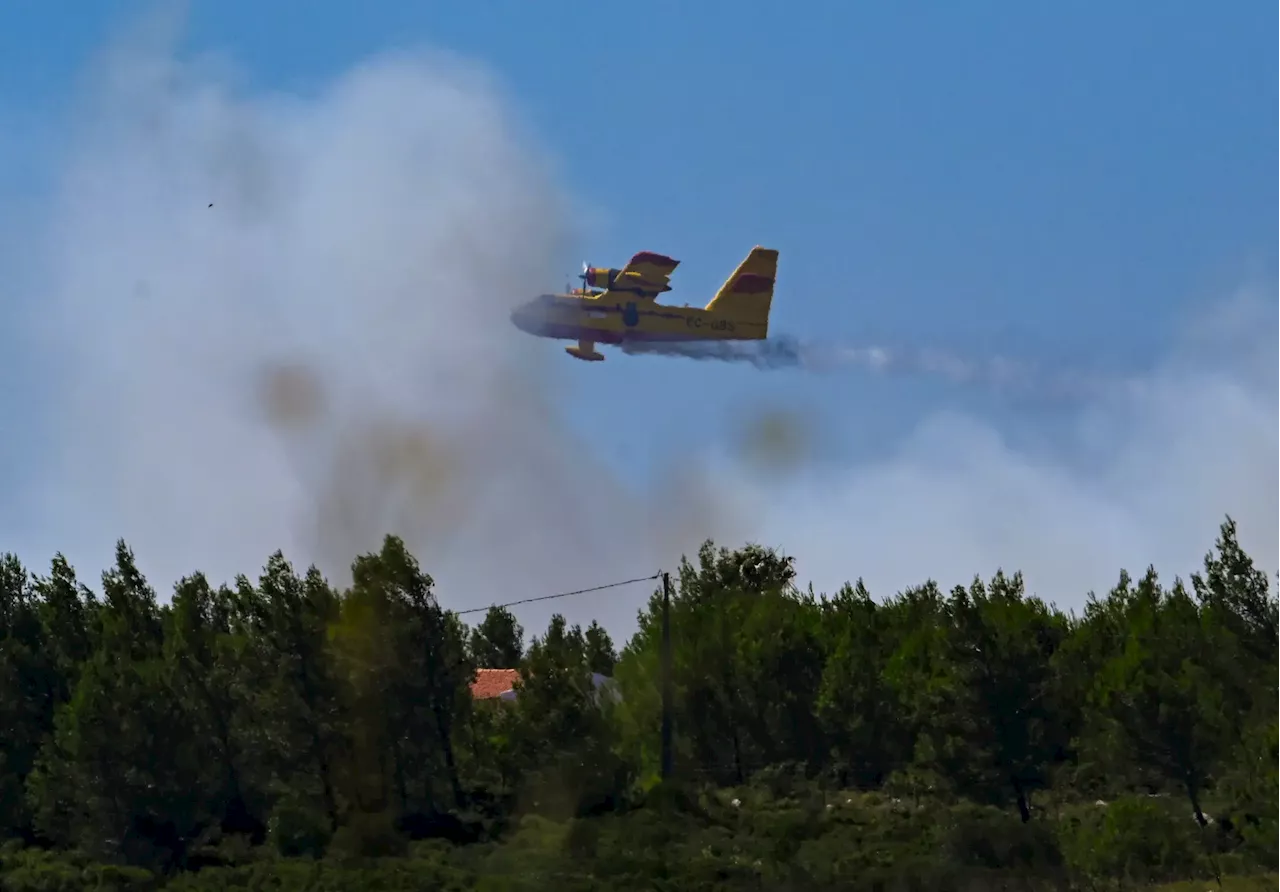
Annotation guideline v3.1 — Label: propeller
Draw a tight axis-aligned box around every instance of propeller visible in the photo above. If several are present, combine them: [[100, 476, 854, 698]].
[[577, 261, 591, 294]]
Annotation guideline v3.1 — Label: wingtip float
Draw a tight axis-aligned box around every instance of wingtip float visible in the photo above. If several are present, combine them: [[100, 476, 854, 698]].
[[510, 246, 780, 363]]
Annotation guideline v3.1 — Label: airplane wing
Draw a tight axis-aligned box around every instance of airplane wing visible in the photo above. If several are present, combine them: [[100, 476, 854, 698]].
[[602, 251, 680, 300]]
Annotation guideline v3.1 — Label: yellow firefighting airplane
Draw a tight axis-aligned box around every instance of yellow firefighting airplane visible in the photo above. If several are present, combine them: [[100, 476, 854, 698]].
[[509, 246, 779, 361]]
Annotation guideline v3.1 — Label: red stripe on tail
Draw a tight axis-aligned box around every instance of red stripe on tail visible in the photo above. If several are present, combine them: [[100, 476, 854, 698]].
[[729, 273, 774, 295]]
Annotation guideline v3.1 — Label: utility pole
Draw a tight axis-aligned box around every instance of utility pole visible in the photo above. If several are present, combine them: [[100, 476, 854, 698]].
[[660, 571, 673, 781]]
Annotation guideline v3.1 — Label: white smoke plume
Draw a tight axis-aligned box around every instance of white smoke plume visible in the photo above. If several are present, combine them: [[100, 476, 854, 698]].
[[732, 291, 1279, 606], [5, 17, 747, 638]]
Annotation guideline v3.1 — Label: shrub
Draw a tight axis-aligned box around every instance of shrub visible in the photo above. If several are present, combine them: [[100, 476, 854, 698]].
[[1059, 795, 1203, 886], [266, 798, 332, 859]]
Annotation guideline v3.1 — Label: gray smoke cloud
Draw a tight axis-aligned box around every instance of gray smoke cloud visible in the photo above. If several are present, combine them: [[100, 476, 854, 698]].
[[623, 336, 1138, 405], [6, 18, 747, 638]]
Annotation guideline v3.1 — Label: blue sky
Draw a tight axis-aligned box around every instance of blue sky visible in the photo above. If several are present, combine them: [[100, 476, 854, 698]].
[[4, 2, 1273, 439], [0, 1, 1275, 628]]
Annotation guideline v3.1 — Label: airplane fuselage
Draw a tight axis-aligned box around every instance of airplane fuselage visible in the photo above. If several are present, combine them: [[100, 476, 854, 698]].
[[511, 246, 778, 362], [509, 291, 766, 346]]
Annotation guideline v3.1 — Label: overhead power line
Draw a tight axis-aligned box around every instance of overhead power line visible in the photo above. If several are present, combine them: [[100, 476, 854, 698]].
[[455, 572, 663, 617]]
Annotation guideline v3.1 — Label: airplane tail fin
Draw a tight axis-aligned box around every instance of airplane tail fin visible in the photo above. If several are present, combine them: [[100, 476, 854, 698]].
[[704, 246, 778, 336]]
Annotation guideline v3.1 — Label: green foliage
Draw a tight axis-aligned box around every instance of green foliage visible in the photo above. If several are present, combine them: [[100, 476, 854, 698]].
[[0, 518, 1273, 890], [937, 572, 1073, 818], [327, 810, 409, 861], [1058, 795, 1213, 886], [583, 620, 617, 676], [468, 606, 523, 669], [267, 796, 332, 859]]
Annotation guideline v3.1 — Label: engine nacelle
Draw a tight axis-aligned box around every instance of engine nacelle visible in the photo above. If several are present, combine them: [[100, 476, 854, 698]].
[[582, 266, 620, 289]]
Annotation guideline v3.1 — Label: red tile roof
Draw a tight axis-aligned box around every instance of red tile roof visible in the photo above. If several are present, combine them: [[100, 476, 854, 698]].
[[470, 668, 521, 700]]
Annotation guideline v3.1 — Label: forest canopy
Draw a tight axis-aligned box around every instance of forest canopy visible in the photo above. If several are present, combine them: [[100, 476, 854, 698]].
[[0, 517, 1275, 891]]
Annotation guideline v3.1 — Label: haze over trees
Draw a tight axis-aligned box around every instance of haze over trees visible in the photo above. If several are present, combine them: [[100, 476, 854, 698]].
[[0, 518, 1274, 890]]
